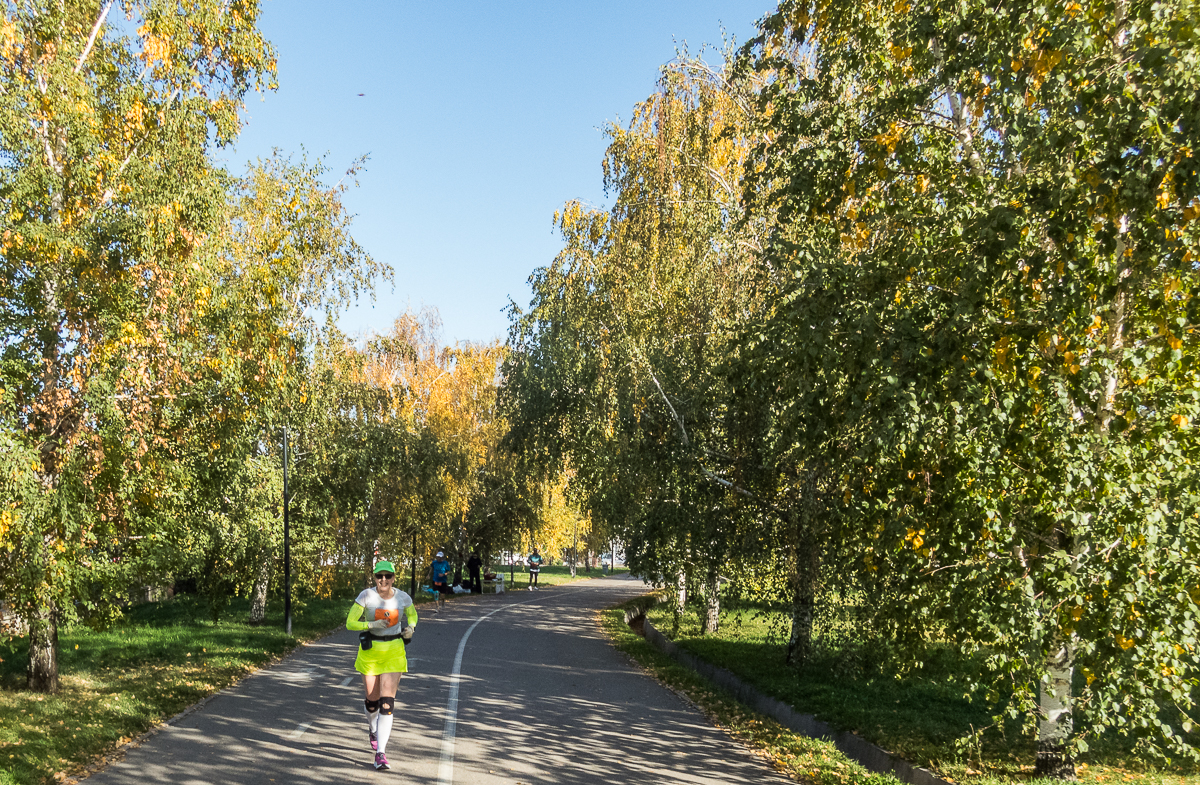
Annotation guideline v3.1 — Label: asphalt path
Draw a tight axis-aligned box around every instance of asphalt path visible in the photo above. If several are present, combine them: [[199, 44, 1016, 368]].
[[82, 575, 787, 784]]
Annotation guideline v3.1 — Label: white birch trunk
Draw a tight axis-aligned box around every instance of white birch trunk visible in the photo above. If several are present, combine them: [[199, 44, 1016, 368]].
[[702, 566, 720, 634], [247, 547, 272, 624], [1035, 638, 1076, 779]]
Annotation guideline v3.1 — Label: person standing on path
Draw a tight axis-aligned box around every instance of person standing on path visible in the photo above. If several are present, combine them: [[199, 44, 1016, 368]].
[[429, 551, 452, 610], [467, 550, 483, 594], [345, 561, 416, 771], [526, 548, 543, 590]]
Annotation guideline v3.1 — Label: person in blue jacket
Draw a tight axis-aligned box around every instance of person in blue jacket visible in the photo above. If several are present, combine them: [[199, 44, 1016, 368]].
[[429, 551, 452, 611]]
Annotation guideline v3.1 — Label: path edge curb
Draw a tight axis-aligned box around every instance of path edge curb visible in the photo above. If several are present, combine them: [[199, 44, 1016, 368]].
[[623, 601, 953, 785]]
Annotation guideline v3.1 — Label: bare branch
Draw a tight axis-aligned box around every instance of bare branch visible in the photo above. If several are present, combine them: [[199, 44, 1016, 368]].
[[700, 467, 755, 499], [74, 1, 114, 74], [646, 363, 690, 447], [929, 37, 986, 179]]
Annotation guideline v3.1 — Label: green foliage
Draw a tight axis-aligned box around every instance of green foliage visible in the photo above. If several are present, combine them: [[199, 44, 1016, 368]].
[[730, 0, 1200, 766], [284, 310, 547, 596], [0, 0, 277, 689], [502, 53, 770, 599], [502, 0, 1200, 771], [0, 3, 400, 687]]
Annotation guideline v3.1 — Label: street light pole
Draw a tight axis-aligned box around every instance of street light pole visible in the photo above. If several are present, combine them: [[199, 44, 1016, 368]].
[[571, 519, 577, 578], [283, 426, 292, 636]]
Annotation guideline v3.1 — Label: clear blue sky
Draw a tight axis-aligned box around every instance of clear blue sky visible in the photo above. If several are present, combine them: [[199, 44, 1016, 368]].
[[225, 1, 778, 345]]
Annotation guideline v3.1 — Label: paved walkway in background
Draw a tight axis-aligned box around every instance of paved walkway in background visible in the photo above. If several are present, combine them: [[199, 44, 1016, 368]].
[[82, 575, 787, 784]]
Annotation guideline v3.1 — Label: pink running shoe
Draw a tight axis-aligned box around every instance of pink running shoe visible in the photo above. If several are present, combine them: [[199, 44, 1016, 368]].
[[374, 752, 390, 770], [369, 730, 378, 751]]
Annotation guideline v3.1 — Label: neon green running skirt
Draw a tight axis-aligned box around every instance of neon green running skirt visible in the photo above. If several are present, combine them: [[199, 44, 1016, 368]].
[[354, 637, 409, 676]]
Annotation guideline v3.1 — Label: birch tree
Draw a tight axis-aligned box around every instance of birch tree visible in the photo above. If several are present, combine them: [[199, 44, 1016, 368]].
[[737, 0, 1200, 771], [0, 0, 275, 691], [176, 151, 384, 622], [504, 56, 763, 628]]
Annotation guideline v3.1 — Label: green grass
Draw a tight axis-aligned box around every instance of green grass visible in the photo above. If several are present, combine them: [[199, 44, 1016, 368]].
[[647, 602, 1200, 785], [600, 597, 902, 785], [408, 563, 617, 601], [487, 563, 627, 590], [0, 593, 359, 785]]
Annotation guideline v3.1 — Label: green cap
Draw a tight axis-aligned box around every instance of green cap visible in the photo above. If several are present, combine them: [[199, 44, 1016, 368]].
[[373, 560, 396, 574]]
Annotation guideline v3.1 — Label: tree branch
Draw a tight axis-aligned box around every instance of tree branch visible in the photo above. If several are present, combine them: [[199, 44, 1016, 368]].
[[99, 87, 180, 206], [74, 1, 114, 74], [929, 37, 986, 180]]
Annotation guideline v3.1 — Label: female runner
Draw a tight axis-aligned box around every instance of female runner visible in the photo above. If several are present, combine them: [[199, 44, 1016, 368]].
[[345, 560, 417, 770]]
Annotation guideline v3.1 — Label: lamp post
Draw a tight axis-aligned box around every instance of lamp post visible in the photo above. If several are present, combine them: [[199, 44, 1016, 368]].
[[283, 426, 292, 636], [410, 531, 417, 597]]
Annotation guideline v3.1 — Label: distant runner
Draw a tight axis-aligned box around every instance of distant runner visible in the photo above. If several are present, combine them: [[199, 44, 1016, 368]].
[[527, 547, 543, 590], [429, 551, 452, 611], [345, 560, 416, 771]]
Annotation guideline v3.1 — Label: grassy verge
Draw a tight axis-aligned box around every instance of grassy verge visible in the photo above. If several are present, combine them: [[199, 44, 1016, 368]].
[[0, 594, 360, 785], [482, 563, 626, 591], [599, 597, 902, 785], [646, 603, 1200, 785]]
